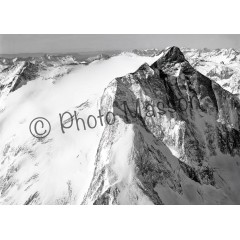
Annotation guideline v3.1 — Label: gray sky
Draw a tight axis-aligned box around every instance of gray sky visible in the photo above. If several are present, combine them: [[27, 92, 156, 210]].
[[0, 35, 240, 54]]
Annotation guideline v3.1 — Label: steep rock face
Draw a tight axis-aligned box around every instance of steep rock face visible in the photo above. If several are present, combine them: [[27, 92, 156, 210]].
[[83, 47, 240, 204]]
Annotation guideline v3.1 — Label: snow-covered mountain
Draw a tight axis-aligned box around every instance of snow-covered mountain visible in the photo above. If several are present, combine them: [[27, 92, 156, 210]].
[[181, 47, 240, 98], [132, 47, 240, 98], [0, 47, 240, 204]]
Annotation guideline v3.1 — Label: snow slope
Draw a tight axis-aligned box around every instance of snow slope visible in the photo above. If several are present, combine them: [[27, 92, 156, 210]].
[[0, 53, 160, 204]]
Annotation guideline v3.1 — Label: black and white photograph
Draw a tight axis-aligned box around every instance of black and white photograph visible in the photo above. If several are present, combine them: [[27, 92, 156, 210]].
[[1, 1, 239, 239], [1, 35, 240, 205]]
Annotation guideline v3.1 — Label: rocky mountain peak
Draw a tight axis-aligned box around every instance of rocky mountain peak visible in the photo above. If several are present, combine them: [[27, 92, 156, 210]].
[[82, 46, 240, 204], [1, 46, 240, 205], [161, 46, 186, 63], [152, 46, 189, 77]]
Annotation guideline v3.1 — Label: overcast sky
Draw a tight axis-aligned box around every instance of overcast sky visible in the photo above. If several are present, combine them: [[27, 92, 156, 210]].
[[0, 35, 240, 54]]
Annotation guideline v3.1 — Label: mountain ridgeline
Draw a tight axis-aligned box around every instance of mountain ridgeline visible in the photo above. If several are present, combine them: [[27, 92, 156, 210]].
[[0, 46, 240, 204], [83, 47, 240, 204]]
